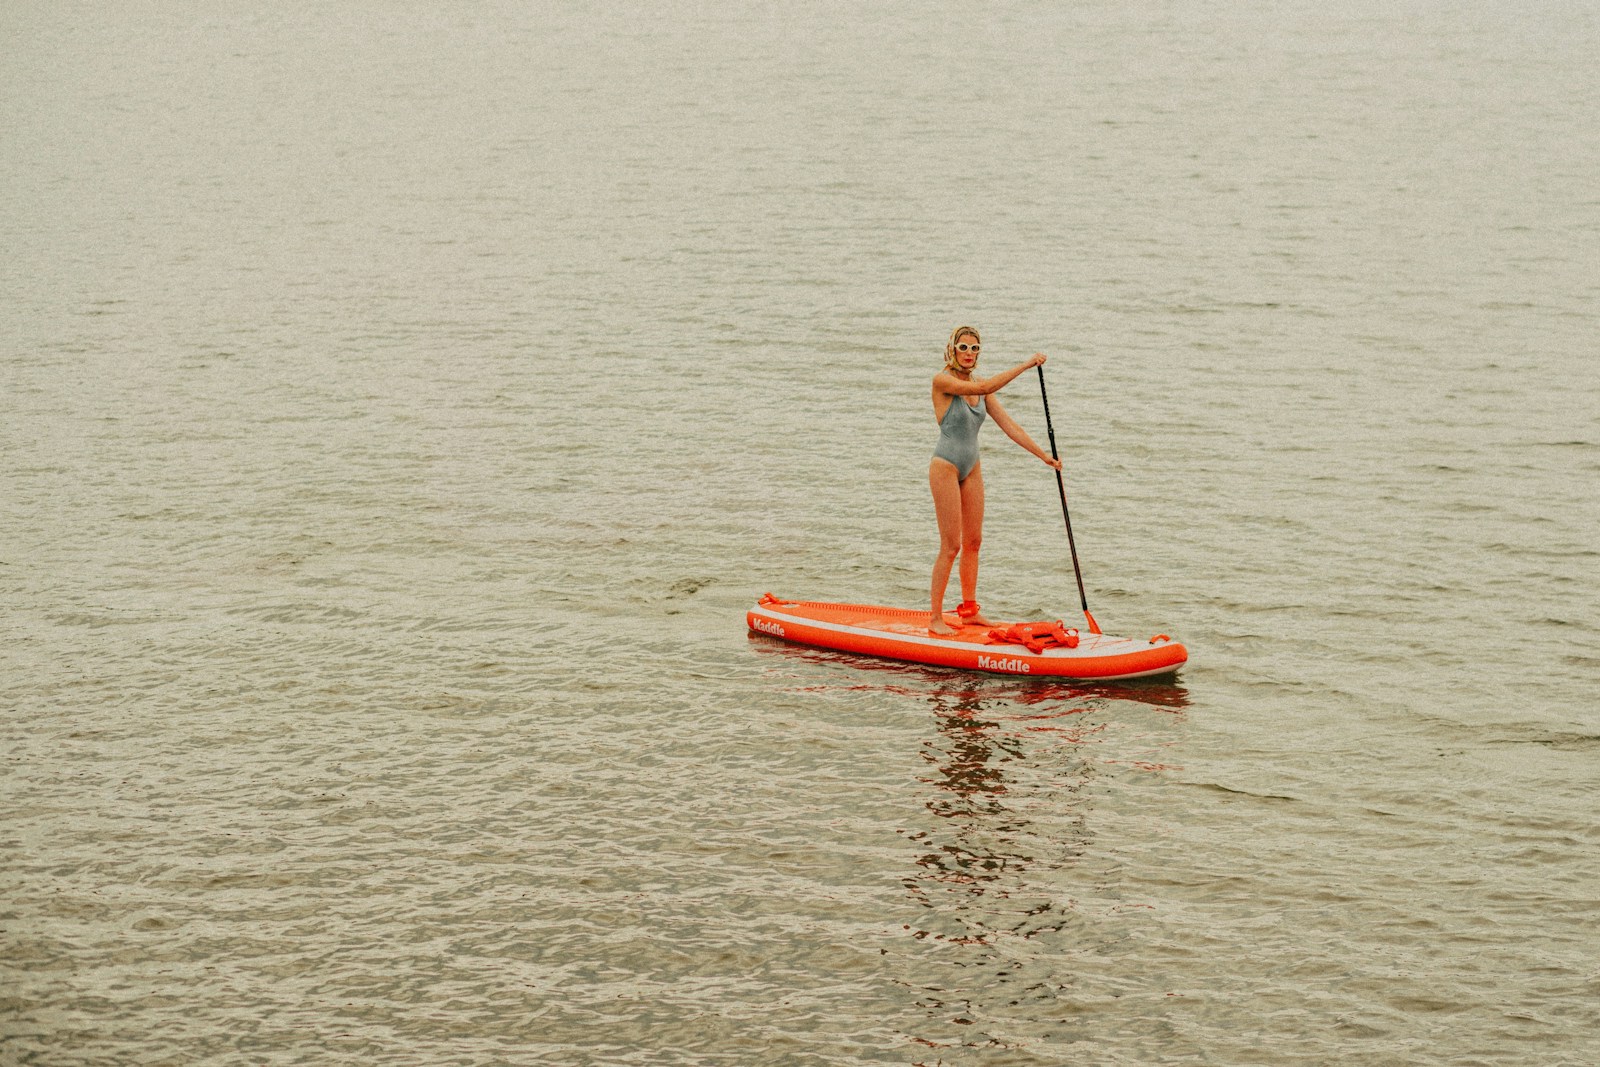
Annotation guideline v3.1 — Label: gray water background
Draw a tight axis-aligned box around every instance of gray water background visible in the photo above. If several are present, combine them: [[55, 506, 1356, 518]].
[[4, 2, 1598, 1064]]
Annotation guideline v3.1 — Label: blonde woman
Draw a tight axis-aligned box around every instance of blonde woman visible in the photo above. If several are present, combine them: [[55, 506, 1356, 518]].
[[928, 326, 1061, 635]]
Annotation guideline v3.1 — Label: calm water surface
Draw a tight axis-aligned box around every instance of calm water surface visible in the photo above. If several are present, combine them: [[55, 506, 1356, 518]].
[[4, 2, 1598, 1064]]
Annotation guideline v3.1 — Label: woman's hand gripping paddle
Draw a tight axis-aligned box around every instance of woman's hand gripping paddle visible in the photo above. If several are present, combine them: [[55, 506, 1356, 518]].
[[1037, 364, 1101, 635]]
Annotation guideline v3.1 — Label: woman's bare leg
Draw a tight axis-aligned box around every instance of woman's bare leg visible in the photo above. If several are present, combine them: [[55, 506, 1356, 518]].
[[929, 458, 964, 634], [957, 462, 992, 625]]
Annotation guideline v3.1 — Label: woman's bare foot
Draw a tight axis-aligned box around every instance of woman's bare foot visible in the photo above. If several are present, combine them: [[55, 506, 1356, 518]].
[[929, 616, 958, 636], [963, 612, 993, 627]]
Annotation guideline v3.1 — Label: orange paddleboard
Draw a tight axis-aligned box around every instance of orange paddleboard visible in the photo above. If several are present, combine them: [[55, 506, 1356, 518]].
[[748, 594, 1187, 681]]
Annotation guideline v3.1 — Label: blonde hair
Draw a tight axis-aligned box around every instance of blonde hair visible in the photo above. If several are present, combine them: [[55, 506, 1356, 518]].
[[944, 325, 980, 373]]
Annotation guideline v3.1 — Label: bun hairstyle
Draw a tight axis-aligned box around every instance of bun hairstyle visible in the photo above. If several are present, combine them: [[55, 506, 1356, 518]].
[[944, 325, 980, 373]]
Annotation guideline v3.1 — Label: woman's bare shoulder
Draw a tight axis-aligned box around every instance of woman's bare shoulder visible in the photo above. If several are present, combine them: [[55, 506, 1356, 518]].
[[933, 371, 985, 395]]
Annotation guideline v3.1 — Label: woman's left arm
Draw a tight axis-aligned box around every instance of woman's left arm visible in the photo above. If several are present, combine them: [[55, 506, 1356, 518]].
[[987, 396, 1063, 470]]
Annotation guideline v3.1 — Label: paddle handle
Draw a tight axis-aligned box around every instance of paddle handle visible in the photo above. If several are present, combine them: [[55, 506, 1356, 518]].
[[1037, 364, 1099, 633]]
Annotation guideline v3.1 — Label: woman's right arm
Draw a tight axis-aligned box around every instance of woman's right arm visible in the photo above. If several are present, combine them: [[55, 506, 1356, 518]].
[[934, 353, 1047, 396]]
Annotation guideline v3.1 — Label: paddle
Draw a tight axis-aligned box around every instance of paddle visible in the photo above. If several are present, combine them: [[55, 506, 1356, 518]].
[[1036, 364, 1101, 635]]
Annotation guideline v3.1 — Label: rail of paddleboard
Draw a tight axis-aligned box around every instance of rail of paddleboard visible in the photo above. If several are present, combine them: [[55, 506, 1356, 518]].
[[747, 605, 1185, 680]]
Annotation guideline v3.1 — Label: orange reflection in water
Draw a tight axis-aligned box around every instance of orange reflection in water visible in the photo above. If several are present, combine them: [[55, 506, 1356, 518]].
[[752, 638, 1190, 1054]]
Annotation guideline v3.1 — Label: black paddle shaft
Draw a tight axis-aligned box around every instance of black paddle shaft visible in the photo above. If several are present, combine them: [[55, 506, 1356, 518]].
[[1037, 364, 1091, 614]]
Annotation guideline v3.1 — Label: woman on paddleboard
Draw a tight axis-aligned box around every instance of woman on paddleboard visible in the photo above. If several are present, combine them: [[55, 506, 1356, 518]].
[[929, 326, 1060, 636]]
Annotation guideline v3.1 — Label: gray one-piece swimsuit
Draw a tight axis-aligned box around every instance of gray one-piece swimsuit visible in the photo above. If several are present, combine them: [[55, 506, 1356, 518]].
[[932, 395, 987, 481]]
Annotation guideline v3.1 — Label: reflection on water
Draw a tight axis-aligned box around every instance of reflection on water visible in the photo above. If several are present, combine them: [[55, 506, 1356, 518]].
[[906, 686, 1056, 945], [752, 639, 1191, 1057], [896, 674, 1187, 1058]]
